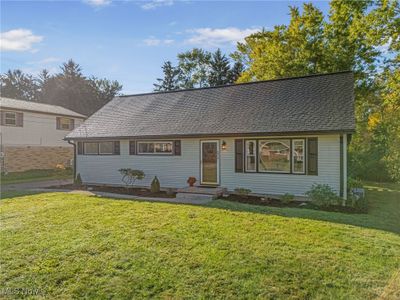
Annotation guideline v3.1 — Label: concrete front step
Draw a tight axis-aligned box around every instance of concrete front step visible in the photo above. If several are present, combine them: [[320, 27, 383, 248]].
[[175, 192, 215, 202], [177, 186, 227, 197]]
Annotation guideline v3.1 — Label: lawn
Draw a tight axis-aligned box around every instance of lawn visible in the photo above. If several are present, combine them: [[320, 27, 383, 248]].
[[0, 182, 399, 299], [1, 169, 73, 185]]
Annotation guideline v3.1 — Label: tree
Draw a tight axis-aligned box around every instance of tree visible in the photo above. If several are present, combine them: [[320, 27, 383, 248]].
[[153, 61, 181, 91], [233, 0, 400, 182], [209, 49, 232, 86], [177, 48, 212, 88], [0, 70, 39, 101], [39, 59, 122, 115]]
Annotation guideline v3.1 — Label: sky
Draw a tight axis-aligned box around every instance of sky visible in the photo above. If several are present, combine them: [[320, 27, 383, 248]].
[[1, 0, 331, 94]]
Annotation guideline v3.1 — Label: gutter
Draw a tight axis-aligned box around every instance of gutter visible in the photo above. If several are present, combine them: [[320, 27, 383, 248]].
[[67, 140, 77, 181]]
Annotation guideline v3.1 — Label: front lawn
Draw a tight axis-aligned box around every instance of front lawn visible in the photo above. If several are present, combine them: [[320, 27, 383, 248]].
[[1, 169, 72, 185], [1, 182, 399, 299]]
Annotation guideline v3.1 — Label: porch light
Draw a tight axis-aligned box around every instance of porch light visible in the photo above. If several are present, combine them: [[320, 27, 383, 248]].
[[221, 141, 227, 151]]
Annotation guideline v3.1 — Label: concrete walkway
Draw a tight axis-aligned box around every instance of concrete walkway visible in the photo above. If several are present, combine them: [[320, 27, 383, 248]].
[[1, 179, 73, 192]]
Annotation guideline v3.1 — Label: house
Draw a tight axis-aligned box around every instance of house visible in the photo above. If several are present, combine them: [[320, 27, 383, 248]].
[[65, 71, 355, 198], [0, 97, 86, 172]]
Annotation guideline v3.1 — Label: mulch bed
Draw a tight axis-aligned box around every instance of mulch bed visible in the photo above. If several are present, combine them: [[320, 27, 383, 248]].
[[223, 194, 364, 214], [46, 184, 176, 198], [224, 194, 305, 208]]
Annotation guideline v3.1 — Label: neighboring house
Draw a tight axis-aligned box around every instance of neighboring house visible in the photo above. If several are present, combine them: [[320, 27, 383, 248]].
[[0, 97, 86, 172], [66, 71, 355, 198]]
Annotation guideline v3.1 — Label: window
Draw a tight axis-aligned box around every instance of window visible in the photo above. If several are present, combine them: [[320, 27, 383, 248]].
[[4, 112, 17, 126], [292, 139, 305, 174], [245, 140, 256, 172], [99, 141, 114, 154], [82, 141, 119, 155], [137, 141, 173, 154], [57, 117, 74, 130], [259, 139, 291, 173], [84, 142, 98, 155]]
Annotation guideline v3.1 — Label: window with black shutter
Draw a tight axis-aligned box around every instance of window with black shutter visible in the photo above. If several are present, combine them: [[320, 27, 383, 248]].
[[235, 139, 244, 173], [307, 138, 318, 175], [174, 140, 181, 155], [77, 142, 83, 155], [129, 140, 136, 155]]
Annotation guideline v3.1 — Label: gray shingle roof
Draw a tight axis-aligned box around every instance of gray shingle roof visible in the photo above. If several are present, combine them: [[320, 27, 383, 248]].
[[66, 71, 355, 140], [0, 97, 86, 118]]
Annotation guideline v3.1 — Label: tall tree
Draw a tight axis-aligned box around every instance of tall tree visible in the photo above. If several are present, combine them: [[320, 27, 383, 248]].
[[153, 61, 181, 91], [209, 49, 232, 86], [0, 70, 39, 101], [233, 0, 400, 182], [177, 48, 212, 88], [40, 59, 122, 115]]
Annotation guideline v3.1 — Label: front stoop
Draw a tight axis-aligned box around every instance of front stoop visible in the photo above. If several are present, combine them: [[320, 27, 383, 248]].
[[176, 186, 227, 201]]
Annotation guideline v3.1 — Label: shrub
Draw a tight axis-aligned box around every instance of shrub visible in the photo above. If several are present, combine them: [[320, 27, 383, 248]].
[[150, 176, 160, 193], [305, 184, 341, 208], [347, 177, 363, 192], [74, 173, 82, 186], [280, 193, 295, 204], [119, 169, 145, 188], [234, 188, 251, 196]]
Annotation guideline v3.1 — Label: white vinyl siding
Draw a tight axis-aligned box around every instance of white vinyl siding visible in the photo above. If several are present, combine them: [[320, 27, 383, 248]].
[[76, 135, 341, 196], [0, 110, 85, 147]]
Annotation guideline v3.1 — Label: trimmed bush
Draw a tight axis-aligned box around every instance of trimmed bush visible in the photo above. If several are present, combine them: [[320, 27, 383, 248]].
[[150, 176, 160, 193]]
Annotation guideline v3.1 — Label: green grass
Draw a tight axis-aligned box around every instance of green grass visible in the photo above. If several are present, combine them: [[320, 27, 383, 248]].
[[1, 169, 72, 185], [0, 182, 399, 299]]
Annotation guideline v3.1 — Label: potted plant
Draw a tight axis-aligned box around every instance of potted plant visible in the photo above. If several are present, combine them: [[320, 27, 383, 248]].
[[187, 176, 196, 187]]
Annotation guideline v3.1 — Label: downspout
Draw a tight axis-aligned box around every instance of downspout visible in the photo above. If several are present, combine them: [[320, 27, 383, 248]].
[[67, 140, 76, 181]]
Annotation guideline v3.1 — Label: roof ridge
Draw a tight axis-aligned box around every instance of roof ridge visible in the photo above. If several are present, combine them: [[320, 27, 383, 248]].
[[119, 70, 352, 98]]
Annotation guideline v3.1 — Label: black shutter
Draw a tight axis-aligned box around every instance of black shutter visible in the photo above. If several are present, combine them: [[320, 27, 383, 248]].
[[174, 140, 181, 155], [113, 141, 120, 155], [235, 139, 244, 173], [307, 138, 318, 175], [129, 140, 136, 155], [56, 117, 61, 129], [0, 111, 4, 125], [16, 112, 23, 127], [69, 118, 75, 130], [77, 142, 83, 155]]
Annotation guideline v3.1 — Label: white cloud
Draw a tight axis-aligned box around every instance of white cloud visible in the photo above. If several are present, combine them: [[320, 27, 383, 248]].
[[84, 0, 111, 7], [141, 0, 173, 10], [27, 57, 61, 65], [185, 27, 260, 48], [0, 29, 43, 52], [143, 37, 174, 46]]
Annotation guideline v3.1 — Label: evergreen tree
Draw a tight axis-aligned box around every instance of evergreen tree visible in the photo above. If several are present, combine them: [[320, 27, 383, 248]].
[[209, 49, 232, 86], [153, 61, 180, 91], [0, 70, 39, 101]]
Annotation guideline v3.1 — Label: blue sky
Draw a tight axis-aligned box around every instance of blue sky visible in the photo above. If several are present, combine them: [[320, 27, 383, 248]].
[[1, 0, 330, 94]]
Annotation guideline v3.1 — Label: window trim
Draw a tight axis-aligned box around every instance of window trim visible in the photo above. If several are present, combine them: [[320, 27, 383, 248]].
[[57, 117, 74, 131], [258, 138, 292, 174], [242, 137, 310, 175], [98, 141, 114, 155], [4, 111, 17, 126], [137, 140, 174, 155], [82, 141, 119, 155], [245, 140, 257, 172], [292, 139, 306, 174]]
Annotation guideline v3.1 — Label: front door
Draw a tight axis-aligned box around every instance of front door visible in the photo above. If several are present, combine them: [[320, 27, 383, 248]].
[[200, 140, 219, 185]]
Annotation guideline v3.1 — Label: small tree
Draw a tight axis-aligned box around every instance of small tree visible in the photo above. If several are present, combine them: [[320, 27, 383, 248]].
[[119, 168, 145, 188], [150, 176, 160, 193]]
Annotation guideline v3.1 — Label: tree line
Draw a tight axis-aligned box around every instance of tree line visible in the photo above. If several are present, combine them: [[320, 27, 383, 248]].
[[0, 60, 122, 115]]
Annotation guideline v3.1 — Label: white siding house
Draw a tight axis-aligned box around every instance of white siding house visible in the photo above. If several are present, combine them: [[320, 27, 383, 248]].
[[76, 135, 346, 197], [67, 72, 355, 198], [0, 97, 86, 172]]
